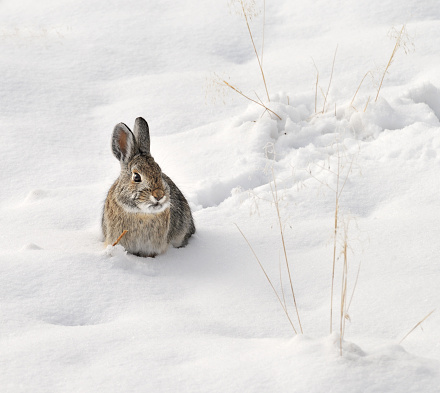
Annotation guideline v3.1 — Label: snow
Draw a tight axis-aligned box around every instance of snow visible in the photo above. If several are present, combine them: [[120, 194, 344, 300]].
[[1, 0, 440, 392]]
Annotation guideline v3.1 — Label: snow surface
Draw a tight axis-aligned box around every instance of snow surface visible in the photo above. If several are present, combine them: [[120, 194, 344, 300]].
[[1, 0, 440, 392]]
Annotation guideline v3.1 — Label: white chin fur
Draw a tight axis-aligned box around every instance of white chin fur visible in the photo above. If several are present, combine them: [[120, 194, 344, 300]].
[[138, 201, 170, 214]]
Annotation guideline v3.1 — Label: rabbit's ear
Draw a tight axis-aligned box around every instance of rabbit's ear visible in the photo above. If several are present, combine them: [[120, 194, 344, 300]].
[[133, 117, 150, 154], [112, 123, 136, 163]]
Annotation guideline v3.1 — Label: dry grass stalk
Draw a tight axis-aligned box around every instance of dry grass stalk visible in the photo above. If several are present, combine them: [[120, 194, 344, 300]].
[[308, 145, 360, 351], [279, 250, 288, 310], [330, 148, 356, 334], [350, 71, 372, 111], [112, 230, 128, 246], [307, 144, 356, 335], [329, 152, 341, 334], [363, 96, 371, 112], [339, 223, 349, 356], [235, 163, 304, 335], [238, 0, 270, 102], [218, 76, 282, 119], [270, 168, 303, 333], [312, 58, 319, 113], [322, 45, 338, 113], [346, 260, 361, 314], [235, 223, 299, 334], [375, 24, 407, 102], [399, 309, 436, 344]]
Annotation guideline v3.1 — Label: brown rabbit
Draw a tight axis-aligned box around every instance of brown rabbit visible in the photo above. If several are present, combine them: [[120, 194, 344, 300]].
[[102, 117, 195, 257]]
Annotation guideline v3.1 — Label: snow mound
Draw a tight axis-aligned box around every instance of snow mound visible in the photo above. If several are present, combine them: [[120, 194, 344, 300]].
[[407, 82, 440, 121], [21, 243, 43, 251]]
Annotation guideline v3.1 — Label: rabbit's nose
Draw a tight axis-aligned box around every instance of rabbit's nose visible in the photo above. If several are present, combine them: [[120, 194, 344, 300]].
[[152, 189, 165, 201]]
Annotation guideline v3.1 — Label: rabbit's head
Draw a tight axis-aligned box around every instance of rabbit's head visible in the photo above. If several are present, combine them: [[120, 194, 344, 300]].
[[111, 117, 170, 214]]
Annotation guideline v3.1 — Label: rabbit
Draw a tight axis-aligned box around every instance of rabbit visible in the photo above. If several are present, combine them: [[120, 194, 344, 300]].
[[102, 117, 195, 257]]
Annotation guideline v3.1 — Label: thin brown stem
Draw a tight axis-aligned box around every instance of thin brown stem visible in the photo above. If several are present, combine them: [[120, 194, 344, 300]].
[[375, 25, 405, 102], [330, 151, 341, 334], [307, 170, 337, 193], [312, 59, 319, 114], [351, 71, 371, 109], [399, 309, 436, 344], [235, 223, 298, 334], [340, 231, 348, 356], [221, 79, 281, 119], [254, 91, 265, 107], [279, 250, 287, 311], [338, 153, 355, 199], [240, 0, 270, 102], [346, 261, 361, 314], [271, 169, 303, 333], [112, 230, 128, 246], [322, 45, 338, 113], [363, 96, 371, 112]]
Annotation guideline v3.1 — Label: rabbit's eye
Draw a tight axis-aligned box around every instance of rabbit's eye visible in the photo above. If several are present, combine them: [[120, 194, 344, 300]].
[[132, 172, 142, 183]]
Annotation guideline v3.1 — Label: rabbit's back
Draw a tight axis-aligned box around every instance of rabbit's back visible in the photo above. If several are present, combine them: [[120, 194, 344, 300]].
[[164, 174, 196, 248]]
